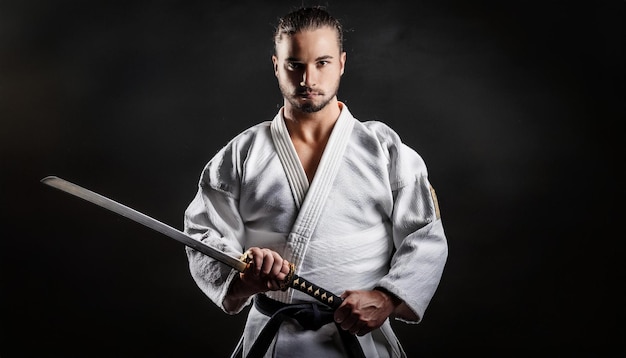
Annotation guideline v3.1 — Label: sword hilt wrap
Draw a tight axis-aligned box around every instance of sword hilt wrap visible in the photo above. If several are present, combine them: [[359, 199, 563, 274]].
[[285, 272, 343, 310], [239, 253, 343, 310]]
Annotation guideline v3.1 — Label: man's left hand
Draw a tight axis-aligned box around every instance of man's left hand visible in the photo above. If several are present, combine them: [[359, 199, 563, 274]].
[[333, 289, 400, 336]]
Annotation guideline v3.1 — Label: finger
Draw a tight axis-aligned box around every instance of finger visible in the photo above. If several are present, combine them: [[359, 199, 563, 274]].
[[247, 248, 264, 276], [260, 250, 276, 276], [350, 322, 367, 336], [266, 279, 280, 291], [281, 260, 291, 273], [269, 252, 283, 277], [339, 314, 359, 332], [275, 260, 290, 281], [334, 303, 351, 324]]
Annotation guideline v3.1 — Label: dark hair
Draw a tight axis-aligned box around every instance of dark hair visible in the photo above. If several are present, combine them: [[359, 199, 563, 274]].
[[274, 7, 344, 52]]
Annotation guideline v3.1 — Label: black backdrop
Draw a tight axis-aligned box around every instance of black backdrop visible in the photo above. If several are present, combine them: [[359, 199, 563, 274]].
[[1, 1, 624, 357]]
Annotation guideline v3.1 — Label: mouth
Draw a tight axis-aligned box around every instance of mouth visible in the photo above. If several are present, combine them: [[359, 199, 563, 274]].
[[297, 89, 322, 99]]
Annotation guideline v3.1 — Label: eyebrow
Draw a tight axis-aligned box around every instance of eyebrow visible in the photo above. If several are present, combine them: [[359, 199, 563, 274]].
[[286, 55, 335, 62]]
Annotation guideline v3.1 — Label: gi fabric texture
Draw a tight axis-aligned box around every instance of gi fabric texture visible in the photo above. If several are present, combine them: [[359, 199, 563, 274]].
[[185, 103, 448, 357]]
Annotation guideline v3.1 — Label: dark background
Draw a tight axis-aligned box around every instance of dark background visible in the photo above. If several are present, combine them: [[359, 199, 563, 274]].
[[1, 1, 624, 357]]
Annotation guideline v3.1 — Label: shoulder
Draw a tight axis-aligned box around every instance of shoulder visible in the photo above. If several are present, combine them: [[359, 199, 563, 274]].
[[358, 120, 403, 144], [356, 120, 420, 157], [223, 121, 272, 152], [357, 120, 428, 181], [341, 104, 402, 146], [199, 121, 272, 194], [207, 121, 273, 167]]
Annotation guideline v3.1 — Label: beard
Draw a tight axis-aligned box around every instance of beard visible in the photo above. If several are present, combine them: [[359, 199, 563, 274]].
[[296, 96, 333, 113], [279, 79, 340, 113]]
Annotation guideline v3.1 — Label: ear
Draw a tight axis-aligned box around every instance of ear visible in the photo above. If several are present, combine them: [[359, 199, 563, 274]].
[[272, 55, 279, 77], [340, 51, 347, 75]]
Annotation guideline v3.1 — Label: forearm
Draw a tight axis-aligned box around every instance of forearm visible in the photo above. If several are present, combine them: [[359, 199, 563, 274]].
[[373, 287, 414, 320], [223, 247, 292, 312], [223, 274, 256, 312]]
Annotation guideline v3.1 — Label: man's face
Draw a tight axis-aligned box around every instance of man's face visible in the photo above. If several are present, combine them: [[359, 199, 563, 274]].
[[272, 26, 346, 113]]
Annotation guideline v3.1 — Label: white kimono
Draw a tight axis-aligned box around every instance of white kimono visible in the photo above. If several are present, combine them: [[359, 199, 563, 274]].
[[185, 103, 448, 358]]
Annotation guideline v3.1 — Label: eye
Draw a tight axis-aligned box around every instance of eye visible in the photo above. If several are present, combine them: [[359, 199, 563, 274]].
[[318, 60, 329, 66], [287, 62, 303, 70]]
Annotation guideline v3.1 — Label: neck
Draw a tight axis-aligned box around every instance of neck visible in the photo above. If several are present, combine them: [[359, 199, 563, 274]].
[[283, 99, 341, 143]]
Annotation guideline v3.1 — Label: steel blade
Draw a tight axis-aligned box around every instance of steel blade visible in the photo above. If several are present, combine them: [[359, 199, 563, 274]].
[[41, 176, 247, 272]]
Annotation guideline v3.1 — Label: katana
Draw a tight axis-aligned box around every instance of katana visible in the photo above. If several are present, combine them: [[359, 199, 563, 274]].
[[41, 176, 343, 309]]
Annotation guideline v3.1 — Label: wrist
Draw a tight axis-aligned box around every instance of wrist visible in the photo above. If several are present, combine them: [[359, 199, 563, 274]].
[[226, 274, 252, 299], [223, 275, 257, 312], [374, 287, 402, 308]]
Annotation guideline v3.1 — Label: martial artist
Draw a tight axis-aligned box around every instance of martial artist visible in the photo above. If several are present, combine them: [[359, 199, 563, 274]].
[[184, 7, 448, 358]]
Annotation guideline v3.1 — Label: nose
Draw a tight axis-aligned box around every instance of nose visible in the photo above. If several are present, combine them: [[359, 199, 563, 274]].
[[300, 66, 316, 87]]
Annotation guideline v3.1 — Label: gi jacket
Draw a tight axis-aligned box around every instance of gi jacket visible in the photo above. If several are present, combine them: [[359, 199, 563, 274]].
[[185, 103, 448, 357]]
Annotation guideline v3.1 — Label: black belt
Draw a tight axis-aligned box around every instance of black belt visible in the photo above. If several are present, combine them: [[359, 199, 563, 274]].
[[231, 294, 365, 358]]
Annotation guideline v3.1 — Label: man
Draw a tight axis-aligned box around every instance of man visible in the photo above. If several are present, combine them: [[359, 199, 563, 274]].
[[184, 7, 447, 358]]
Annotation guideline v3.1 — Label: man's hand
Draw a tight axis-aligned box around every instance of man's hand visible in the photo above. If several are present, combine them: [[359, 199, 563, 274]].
[[224, 247, 290, 311], [333, 289, 401, 336], [239, 247, 291, 292]]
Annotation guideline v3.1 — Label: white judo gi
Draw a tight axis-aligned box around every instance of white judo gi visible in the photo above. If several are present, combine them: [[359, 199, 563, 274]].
[[185, 103, 448, 357]]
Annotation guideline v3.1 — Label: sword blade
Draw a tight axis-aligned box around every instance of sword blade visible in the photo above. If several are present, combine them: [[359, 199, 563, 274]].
[[42, 176, 344, 309], [40, 176, 247, 272]]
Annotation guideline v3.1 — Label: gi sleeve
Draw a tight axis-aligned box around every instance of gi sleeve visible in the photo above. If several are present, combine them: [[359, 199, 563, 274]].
[[184, 142, 250, 314], [374, 126, 448, 324]]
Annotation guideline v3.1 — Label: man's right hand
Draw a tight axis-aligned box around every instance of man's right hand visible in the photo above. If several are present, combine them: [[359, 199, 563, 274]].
[[224, 247, 290, 311], [240, 247, 291, 291]]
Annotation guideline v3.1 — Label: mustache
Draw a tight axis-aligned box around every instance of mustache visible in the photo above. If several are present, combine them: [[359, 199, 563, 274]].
[[296, 86, 324, 96]]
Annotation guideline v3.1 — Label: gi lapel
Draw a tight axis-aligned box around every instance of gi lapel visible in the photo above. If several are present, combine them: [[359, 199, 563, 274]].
[[270, 108, 309, 209], [270, 104, 355, 302]]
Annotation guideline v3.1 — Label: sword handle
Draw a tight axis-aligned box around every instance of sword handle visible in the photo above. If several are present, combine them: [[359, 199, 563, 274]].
[[286, 273, 343, 310], [243, 256, 344, 310]]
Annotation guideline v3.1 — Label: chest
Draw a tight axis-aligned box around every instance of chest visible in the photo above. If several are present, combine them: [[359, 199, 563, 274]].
[[238, 143, 394, 236], [291, 137, 329, 184]]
